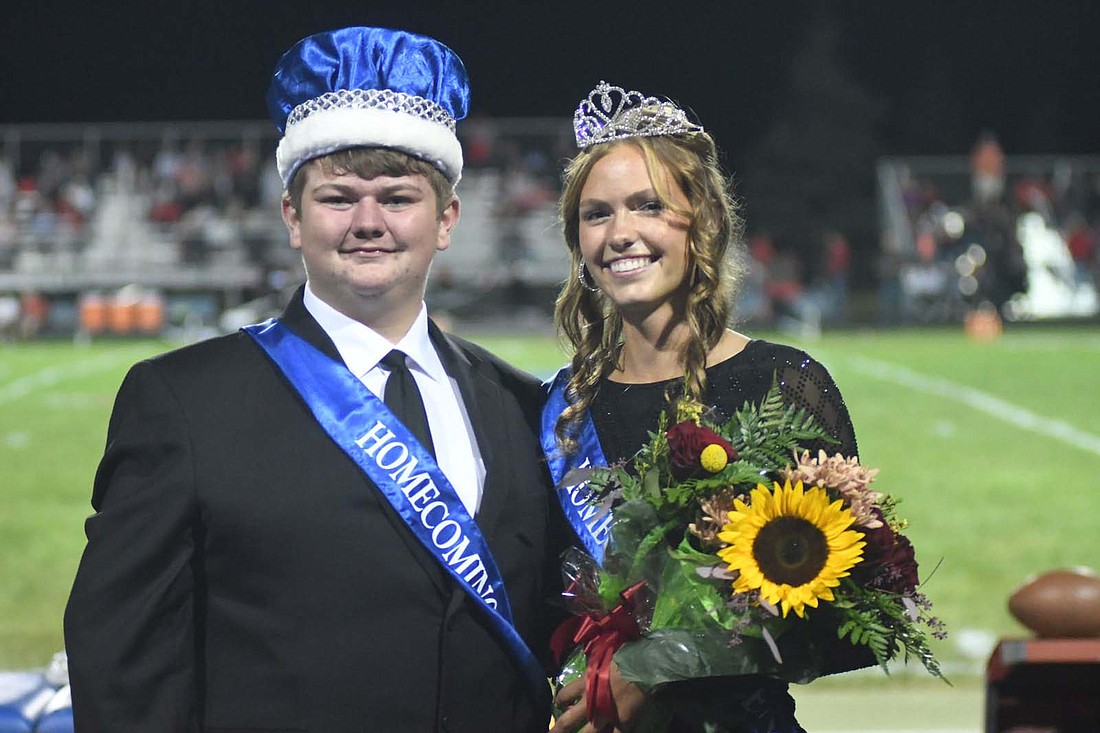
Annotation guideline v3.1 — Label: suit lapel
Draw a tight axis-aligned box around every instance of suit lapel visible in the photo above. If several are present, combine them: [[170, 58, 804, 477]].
[[428, 321, 511, 540], [279, 286, 343, 362]]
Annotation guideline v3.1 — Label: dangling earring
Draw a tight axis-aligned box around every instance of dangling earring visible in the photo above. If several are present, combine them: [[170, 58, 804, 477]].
[[578, 261, 600, 293]]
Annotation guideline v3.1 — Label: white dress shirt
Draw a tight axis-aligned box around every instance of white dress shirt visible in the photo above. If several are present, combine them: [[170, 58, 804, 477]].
[[303, 285, 485, 514]]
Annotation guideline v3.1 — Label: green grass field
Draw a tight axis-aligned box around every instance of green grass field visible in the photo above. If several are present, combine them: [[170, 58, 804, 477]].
[[2, 324, 1099, 729]]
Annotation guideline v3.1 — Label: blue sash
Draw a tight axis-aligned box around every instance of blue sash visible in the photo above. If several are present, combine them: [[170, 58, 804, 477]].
[[243, 319, 546, 693], [540, 367, 612, 566]]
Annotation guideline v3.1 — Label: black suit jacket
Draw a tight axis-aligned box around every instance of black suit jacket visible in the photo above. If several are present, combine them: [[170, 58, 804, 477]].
[[65, 290, 567, 732]]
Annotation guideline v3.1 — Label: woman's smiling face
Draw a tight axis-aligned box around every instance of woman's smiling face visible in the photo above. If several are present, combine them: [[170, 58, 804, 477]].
[[577, 143, 692, 317]]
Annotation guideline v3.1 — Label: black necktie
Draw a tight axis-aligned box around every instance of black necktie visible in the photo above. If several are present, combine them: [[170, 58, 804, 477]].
[[381, 350, 435, 456]]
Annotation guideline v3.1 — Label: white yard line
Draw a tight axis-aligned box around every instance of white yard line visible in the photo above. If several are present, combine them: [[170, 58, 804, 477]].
[[845, 355, 1100, 458], [0, 352, 138, 407], [814, 729, 976, 733]]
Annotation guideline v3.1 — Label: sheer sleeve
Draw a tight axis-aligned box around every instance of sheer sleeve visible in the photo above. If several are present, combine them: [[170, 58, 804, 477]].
[[775, 353, 858, 459], [777, 351, 875, 675]]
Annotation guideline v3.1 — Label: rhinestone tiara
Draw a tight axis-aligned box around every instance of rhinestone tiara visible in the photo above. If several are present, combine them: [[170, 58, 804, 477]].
[[573, 81, 703, 149], [286, 88, 456, 132]]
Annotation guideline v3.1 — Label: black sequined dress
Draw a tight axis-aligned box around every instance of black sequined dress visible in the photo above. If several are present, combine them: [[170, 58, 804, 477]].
[[588, 340, 860, 733], [590, 340, 857, 464]]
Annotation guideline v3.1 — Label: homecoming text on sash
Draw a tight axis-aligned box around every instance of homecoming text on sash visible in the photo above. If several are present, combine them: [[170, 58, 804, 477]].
[[541, 367, 612, 565], [243, 319, 547, 697], [354, 420, 496, 605]]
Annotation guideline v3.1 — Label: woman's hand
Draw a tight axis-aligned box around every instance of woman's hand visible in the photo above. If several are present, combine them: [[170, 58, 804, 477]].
[[549, 664, 647, 732]]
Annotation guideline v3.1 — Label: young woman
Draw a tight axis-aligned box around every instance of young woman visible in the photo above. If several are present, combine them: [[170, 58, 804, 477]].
[[546, 82, 865, 733]]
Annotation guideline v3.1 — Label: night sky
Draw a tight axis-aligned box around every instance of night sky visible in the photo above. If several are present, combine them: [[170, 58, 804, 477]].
[[3, 0, 1098, 167]]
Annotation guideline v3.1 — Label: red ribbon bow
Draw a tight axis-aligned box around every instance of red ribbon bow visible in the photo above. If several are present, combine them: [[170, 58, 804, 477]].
[[551, 582, 647, 729]]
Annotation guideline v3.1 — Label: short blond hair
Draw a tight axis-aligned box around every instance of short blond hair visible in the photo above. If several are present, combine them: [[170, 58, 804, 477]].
[[285, 147, 455, 216]]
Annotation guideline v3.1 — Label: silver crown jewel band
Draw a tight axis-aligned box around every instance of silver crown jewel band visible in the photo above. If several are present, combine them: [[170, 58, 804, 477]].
[[286, 89, 456, 132], [573, 81, 704, 149]]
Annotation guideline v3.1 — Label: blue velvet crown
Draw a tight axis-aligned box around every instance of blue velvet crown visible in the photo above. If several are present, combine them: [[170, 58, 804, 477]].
[[267, 26, 470, 186]]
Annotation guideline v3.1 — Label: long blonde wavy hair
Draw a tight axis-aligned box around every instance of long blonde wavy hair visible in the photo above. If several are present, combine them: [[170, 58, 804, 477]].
[[553, 131, 744, 454]]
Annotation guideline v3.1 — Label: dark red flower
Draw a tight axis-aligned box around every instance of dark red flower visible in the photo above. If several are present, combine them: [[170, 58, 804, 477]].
[[666, 421, 737, 480], [854, 511, 920, 594]]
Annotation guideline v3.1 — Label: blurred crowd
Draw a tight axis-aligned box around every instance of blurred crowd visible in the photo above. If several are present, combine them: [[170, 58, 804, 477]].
[[2, 125, 1098, 341], [0, 129, 297, 339], [878, 134, 1100, 324], [0, 136, 285, 272]]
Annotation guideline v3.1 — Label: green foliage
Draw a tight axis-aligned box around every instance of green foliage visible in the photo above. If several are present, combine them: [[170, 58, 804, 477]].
[[833, 581, 946, 681], [597, 381, 837, 519], [877, 493, 907, 532], [724, 377, 834, 471], [652, 538, 718, 629], [654, 537, 744, 631], [626, 380, 839, 521], [631, 411, 670, 481]]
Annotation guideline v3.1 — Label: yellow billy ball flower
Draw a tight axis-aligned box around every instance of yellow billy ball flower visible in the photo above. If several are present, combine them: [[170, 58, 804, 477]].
[[700, 444, 729, 473]]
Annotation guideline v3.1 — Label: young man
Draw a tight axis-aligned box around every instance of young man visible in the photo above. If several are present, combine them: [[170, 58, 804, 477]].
[[65, 27, 565, 732]]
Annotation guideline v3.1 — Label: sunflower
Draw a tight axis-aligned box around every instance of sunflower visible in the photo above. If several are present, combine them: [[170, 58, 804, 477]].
[[717, 479, 865, 618]]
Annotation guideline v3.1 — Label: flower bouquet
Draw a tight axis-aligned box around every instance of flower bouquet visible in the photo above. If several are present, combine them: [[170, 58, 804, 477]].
[[551, 380, 946, 730]]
